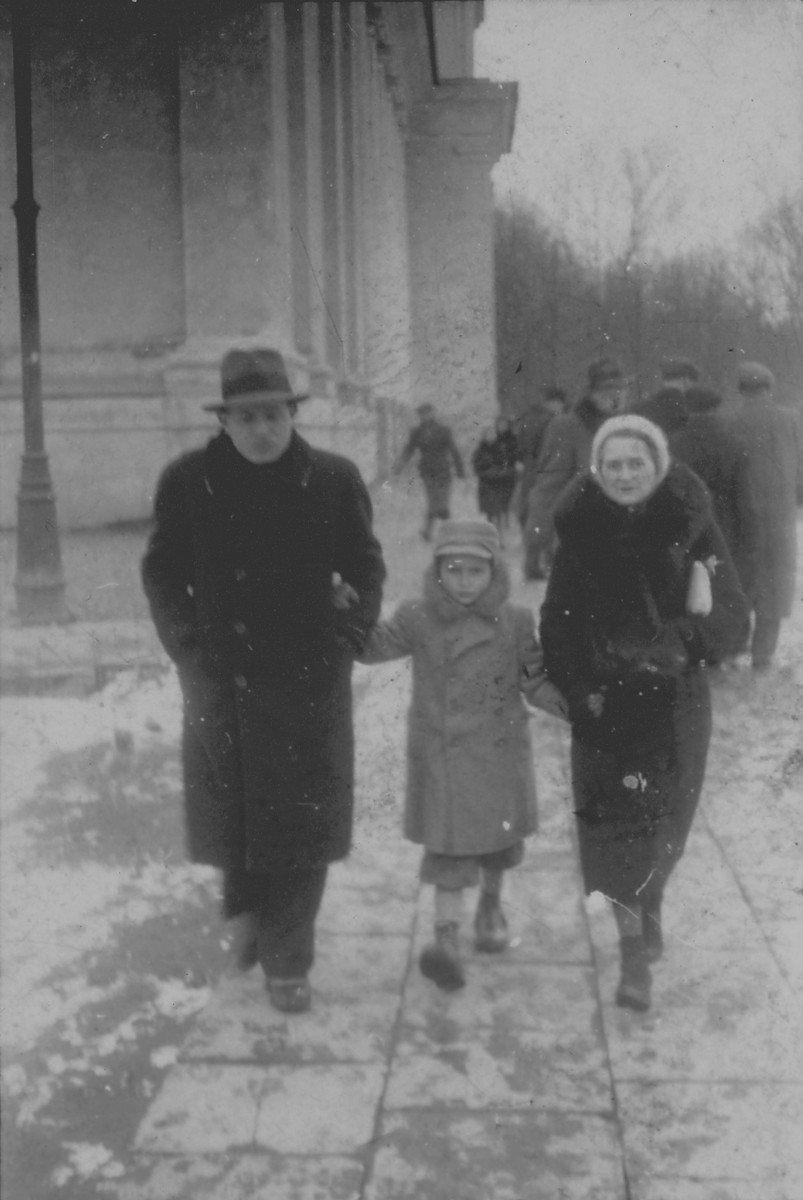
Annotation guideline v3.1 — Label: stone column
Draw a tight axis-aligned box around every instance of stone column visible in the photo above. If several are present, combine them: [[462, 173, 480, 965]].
[[405, 80, 516, 438], [164, 6, 299, 444]]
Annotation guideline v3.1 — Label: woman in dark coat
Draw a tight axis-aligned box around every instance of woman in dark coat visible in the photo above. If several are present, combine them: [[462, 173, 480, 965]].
[[142, 348, 386, 1013], [540, 414, 747, 1011], [471, 417, 519, 533]]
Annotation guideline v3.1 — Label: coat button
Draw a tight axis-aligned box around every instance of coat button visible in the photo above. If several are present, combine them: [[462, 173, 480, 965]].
[[234, 673, 247, 690], [233, 621, 248, 636]]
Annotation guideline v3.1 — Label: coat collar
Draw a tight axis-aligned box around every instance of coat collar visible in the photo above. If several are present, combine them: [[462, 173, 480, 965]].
[[422, 560, 510, 657], [554, 461, 712, 566], [202, 429, 314, 497]]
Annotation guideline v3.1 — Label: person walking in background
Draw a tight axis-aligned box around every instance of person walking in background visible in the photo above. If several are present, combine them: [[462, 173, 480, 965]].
[[395, 403, 465, 542], [726, 362, 803, 670], [540, 415, 747, 1012], [523, 359, 627, 580], [359, 519, 567, 992], [142, 348, 386, 1014], [471, 415, 519, 539], [513, 386, 567, 531], [659, 356, 700, 395], [669, 383, 758, 654]]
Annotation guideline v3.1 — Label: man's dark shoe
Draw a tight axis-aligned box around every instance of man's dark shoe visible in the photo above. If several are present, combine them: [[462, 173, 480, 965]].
[[616, 935, 652, 1011], [267, 977, 312, 1014], [419, 921, 465, 991], [474, 892, 510, 953]]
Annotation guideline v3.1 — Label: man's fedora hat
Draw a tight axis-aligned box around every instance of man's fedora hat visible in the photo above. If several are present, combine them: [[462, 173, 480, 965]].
[[204, 348, 310, 411]]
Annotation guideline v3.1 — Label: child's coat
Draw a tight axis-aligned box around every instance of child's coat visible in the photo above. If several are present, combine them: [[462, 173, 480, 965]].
[[360, 561, 552, 857]]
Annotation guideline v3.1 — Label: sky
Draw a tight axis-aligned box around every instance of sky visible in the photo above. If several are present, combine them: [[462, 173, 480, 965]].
[[474, 0, 803, 264]]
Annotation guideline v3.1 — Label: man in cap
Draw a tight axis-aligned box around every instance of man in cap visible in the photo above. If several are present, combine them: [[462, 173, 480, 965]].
[[394, 402, 465, 541], [725, 361, 803, 669], [142, 348, 386, 1012], [523, 357, 627, 580]]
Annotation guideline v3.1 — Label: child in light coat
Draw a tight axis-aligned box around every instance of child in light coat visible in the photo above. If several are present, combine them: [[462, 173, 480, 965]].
[[359, 519, 567, 991]]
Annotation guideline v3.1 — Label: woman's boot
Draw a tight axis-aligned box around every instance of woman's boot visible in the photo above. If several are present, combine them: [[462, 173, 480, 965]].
[[616, 935, 652, 1011], [474, 891, 510, 953], [642, 894, 664, 963], [419, 921, 465, 991]]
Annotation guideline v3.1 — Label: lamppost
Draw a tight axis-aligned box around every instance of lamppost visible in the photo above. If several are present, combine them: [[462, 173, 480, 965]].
[[10, 2, 69, 624]]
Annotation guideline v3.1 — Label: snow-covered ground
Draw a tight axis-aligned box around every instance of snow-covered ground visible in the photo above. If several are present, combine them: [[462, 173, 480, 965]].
[[1, 493, 802, 1197]]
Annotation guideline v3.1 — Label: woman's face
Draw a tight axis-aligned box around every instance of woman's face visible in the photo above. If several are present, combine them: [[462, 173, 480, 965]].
[[598, 436, 658, 506]]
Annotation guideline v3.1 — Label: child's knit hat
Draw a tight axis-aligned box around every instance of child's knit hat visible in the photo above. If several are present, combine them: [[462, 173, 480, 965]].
[[433, 519, 499, 561]]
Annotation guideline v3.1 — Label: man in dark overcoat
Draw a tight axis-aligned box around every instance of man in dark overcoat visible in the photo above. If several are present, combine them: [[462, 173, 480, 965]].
[[727, 362, 803, 669], [142, 348, 386, 1012], [394, 403, 465, 541], [668, 384, 758, 648], [512, 386, 567, 530], [523, 358, 627, 579]]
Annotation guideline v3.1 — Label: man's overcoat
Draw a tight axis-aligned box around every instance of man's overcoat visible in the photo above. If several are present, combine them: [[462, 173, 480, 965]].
[[142, 430, 385, 874], [726, 396, 803, 618]]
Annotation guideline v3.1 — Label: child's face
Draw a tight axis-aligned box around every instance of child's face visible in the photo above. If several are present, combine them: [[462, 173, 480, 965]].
[[438, 555, 493, 605]]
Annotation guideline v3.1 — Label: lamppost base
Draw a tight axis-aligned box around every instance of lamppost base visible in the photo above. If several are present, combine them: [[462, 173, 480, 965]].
[[14, 451, 71, 626]]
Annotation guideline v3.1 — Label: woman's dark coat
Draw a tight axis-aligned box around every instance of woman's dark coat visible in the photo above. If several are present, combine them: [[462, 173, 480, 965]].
[[142, 430, 386, 874], [539, 464, 748, 904], [472, 430, 519, 520]]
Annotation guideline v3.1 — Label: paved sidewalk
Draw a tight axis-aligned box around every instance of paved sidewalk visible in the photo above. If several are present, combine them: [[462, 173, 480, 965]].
[[98, 659, 803, 1200]]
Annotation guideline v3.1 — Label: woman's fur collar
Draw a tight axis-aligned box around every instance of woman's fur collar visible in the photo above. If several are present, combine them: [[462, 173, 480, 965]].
[[554, 461, 712, 564], [423, 558, 511, 623]]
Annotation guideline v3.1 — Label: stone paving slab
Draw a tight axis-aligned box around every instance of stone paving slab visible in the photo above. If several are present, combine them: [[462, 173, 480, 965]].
[[364, 1110, 626, 1200], [617, 1080, 803, 1192], [629, 1178, 803, 1200], [135, 1063, 268, 1154], [402, 957, 600, 1033], [182, 971, 401, 1064], [136, 1061, 386, 1156], [100, 1152, 365, 1200], [384, 1028, 611, 1112]]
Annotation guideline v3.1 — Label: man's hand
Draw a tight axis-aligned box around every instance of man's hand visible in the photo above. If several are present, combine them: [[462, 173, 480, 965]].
[[332, 573, 359, 611]]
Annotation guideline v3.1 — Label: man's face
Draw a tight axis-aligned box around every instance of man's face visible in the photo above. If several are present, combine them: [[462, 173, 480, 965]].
[[590, 383, 625, 416], [220, 396, 295, 464]]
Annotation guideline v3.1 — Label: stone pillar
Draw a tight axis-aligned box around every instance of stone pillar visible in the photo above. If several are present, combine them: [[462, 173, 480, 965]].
[[164, 6, 299, 442], [405, 80, 516, 438]]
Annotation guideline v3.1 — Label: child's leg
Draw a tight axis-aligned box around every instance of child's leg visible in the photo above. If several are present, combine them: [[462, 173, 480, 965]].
[[434, 886, 464, 926], [479, 866, 503, 898]]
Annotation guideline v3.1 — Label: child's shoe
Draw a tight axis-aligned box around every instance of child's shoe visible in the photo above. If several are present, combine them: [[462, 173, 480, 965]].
[[615, 935, 652, 1011], [419, 921, 465, 991], [474, 892, 510, 953]]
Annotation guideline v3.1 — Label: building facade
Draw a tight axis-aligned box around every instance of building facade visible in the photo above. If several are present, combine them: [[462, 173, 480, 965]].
[[0, 1, 516, 526]]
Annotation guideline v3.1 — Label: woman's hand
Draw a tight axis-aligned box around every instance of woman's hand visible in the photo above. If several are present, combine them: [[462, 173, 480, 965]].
[[587, 692, 605, 717]]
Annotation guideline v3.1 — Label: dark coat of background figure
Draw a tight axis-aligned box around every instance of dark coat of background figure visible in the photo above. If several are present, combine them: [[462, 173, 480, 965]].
[[540, 462, 748, 909], [668, 385, 759, 605], [512, 400, 557, 526], [523, 394, 608, 575], [142, 430, 386, 880], [472, 423, 519, 523], [725, 372, 803, 665]]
